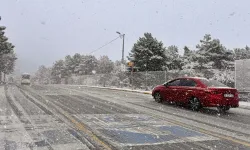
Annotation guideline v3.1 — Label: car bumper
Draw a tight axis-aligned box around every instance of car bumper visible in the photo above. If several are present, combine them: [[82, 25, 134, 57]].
[[202, 97, 239, 108]]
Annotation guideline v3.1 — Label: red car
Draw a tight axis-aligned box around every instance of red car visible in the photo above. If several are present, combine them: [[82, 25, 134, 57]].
[[152, 77, 239, 111]]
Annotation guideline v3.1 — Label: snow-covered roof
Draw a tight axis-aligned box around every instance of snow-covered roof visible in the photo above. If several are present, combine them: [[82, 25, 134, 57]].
[[22, 73, 30, 75]]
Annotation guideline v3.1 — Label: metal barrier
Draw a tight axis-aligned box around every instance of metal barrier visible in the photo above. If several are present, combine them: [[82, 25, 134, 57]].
[[67, 69, 235, 90]]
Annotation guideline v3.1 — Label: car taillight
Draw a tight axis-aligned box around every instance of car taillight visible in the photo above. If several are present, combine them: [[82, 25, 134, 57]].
[[235, 91, 239, 97]]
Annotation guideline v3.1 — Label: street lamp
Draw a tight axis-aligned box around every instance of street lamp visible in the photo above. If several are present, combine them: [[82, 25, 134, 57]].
[[116, 31, 125, 64]]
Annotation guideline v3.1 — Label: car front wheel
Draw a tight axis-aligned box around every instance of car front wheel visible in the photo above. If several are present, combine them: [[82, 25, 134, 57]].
[[154, 92, 162, 103], [189, 97, 201, 111]]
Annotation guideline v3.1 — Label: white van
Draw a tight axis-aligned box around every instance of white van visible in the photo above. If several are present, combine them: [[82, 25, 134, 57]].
[[21, 73, 31, 85]]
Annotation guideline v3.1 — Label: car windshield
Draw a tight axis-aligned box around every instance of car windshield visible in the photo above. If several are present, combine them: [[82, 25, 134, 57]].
[[22, 74, 30, 79], [200, 79, 228, 87]]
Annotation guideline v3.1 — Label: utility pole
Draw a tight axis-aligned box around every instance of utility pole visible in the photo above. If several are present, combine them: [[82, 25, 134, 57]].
[[122, 34, 125, 64], [0, 16, 2, 82], [116, 31, 125, 64]]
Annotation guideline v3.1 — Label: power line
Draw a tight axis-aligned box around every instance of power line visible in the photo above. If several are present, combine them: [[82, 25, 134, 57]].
[[89, 36, 120, 54]]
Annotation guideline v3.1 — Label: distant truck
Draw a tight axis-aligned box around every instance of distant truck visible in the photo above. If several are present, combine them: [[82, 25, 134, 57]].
[[235, 59, 250, 101], [21, 73, 31, 85]]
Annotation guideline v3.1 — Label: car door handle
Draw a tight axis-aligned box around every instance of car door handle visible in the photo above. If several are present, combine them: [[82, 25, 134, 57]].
[[188, 90, 193, 92], [173, 89, 177, 91]]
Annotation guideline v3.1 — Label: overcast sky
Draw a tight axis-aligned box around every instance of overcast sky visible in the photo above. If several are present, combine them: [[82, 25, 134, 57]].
[[1, 0, 250, 73]]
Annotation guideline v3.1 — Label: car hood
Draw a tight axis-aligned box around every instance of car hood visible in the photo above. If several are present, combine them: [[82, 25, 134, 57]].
[[153, 85, 165, 89]]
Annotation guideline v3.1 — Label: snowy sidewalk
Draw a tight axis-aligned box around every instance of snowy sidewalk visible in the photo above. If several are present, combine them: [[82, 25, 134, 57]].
[[67, 85, 250, 109], [239, 101, 250, 109], [67, 85, 152, 94], [0, 86, 33, 149]]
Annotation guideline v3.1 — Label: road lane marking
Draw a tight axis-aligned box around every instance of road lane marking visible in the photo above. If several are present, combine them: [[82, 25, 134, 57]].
[[74, 114, 219, 147], [159, 116, 250, 147], [199, 128, 250, 147], [59, 112, 112, 150]]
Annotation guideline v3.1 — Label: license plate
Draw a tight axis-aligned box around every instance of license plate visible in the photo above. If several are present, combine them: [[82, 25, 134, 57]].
[[224, 94, 234, 98]]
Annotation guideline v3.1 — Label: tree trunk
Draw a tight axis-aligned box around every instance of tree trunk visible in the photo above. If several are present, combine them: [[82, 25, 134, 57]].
[[3, 73, 6, 82], [0, 72, 2, 82]]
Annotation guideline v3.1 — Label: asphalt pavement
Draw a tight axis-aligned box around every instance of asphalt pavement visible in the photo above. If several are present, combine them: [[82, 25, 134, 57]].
[[1, 84, 250, 150]]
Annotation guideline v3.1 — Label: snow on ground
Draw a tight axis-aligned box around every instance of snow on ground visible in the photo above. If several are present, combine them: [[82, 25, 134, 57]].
[[240, 101, 250, 107], [0, 86, 5, 97]]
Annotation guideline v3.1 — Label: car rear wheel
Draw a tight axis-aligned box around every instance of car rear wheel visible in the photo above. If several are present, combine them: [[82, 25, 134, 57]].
[[189, 97, 201, 111], [154, 92, 162, 103]]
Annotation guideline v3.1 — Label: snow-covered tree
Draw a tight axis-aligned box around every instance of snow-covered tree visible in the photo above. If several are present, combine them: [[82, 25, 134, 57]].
[[182, 34, 234, 71], [195, 34, 233, 69], [78, 55, 98, 75], [183, 46, 192, 57], [96, 56, 114, 87], [109, 60, 128, 87], [128, 33, 166, 71], [165, 45, 183, 70], [51, 60, 66, 84], [63, 54, 98, 75], [97, 56, 114, 74], [234, 46, 250, 60], [34, 65, 51, 84], [0, 26, 17, 81], [64, 55, 75, 74]]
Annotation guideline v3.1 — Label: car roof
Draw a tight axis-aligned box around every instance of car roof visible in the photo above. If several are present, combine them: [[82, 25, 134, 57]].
[[22, 73, 30, 75], [176, 77, 207, 80]]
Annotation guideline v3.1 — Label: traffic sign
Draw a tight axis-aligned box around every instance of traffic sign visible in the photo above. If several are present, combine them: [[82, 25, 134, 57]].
[[127, 62, 134, 67]]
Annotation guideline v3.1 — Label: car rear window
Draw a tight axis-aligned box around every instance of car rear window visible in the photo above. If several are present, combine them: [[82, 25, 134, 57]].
[[200, 79, 228, 87], [22, 75, 30, 79]]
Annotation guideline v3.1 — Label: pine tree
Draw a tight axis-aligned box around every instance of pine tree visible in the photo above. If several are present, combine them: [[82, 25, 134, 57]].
[[51, 60, 66, 84], [128, 33, 166, 71], [195, 34, 232, 70], [165, 45, 183, 70], [183, 46, 191, 57], [0, 26, 17, 81], [78, 55, 98, 75]]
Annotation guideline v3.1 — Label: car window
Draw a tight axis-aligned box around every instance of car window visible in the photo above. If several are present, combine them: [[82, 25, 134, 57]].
[[180, 79, 197, 87], [22, 74, 30, 79], [168, 79, 181, 86], [200, 79, 228, 87]]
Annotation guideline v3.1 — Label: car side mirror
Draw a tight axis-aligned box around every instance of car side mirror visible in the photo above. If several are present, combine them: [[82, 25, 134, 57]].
[[164, 83, 169, 87]]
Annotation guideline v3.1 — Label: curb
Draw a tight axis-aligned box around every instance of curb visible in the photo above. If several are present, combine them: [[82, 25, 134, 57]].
[[67, 85, 152, 95]]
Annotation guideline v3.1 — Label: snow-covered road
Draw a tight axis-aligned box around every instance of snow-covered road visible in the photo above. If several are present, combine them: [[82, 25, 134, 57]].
[[1, 84, 250, 150]]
